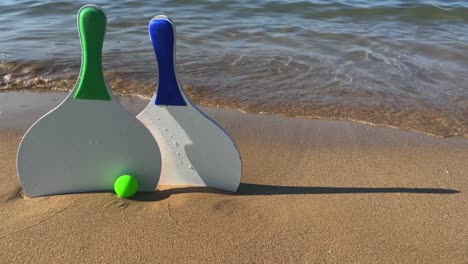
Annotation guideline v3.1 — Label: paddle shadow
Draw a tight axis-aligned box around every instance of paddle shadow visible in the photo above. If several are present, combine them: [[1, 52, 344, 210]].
[[131, 183, 459, 202]]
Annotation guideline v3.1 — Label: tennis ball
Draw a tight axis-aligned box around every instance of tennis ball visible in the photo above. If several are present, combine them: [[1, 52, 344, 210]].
[[114, 175, 139, 198]]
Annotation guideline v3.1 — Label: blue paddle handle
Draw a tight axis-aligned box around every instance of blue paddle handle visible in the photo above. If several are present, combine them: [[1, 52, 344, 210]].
[[149, 17, 187, 106]]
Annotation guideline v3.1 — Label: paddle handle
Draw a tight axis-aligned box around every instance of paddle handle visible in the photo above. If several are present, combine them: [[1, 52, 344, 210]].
[[74, 5, 111, 101], [149, 16, 187, 106]]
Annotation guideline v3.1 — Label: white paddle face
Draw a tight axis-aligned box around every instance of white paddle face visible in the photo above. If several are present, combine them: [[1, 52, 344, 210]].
[[16, 5, 161, 197], [137, 16, 241, 192], [138, 98, 241, 192], [18, 98, 162, 197]]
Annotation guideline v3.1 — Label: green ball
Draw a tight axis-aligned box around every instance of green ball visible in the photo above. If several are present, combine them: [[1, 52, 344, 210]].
[[114, 175, 138, 198]]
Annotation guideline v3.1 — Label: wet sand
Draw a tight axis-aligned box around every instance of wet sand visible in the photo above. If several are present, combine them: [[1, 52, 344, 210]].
[[1, 92, 467, 263]]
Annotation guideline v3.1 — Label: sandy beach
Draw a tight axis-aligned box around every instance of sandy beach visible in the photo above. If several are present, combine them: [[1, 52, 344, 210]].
[[0, 92, 467, 263]]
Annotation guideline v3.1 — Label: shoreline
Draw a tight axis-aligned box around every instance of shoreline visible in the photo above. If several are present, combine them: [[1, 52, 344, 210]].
[[1, 91, 467, 140], [1, 91, 467, 263]]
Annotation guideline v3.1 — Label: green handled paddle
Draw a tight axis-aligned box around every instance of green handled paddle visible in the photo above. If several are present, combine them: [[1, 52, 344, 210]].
[[17, 5, 162, 197]]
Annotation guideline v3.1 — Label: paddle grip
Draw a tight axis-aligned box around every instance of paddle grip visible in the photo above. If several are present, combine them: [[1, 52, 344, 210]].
[[74, 5, 111, 101], [149, 17, 186, 106]]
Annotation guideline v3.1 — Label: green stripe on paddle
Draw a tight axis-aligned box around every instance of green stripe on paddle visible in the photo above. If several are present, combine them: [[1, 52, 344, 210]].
[[74, 6, 111, 101]]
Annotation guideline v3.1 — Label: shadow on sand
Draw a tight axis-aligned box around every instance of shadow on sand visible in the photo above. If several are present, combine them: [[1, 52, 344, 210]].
[[131, 183, 460, 202]]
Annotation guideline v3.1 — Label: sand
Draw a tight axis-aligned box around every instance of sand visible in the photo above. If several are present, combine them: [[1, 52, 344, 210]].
[[1, 92, 467, 263]]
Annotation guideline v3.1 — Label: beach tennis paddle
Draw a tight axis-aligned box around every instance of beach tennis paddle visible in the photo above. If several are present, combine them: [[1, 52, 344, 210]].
[[17, 5, 162, 197], [137, 16, 241, 192]]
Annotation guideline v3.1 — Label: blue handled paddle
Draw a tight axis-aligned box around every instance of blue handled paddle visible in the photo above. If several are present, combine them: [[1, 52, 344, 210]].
[[137, 16, 241, 192]]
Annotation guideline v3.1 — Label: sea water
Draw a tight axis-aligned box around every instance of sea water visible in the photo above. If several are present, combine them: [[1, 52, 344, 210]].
[[0, 0, 467, 137]]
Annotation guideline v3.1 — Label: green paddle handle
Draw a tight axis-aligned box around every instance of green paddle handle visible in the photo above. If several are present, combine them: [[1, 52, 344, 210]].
[[74, 6, 111, 101]]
